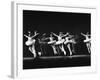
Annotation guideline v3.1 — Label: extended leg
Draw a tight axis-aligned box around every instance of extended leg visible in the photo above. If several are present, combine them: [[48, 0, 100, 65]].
[[29, 47, 32, 53], [61, 45, 66, 55], [67, 44, 72, 56], [86, 43, 90, 54], [52, 45, 57, 55], [89, 43, 91, 53], [31, 45, 36, 58], [72, 43, 75, 53]]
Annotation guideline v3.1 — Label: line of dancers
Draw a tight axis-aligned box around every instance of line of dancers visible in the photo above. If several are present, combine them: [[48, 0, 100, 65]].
[[24, 31, 91, 58]]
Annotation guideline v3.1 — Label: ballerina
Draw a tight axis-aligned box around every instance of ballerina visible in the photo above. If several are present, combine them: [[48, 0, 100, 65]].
[[81, 32, 91, 54], [52, 32, 69, 55], [24, 31, 39, 58], [38, 33, 48, 56], [44, 33, 57, 55], [64, 33, 76, 56]]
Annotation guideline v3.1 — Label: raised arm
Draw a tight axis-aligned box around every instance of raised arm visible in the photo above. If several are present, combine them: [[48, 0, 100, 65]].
[[81, 33, 86, 37], [24, 34, 29, 38], [35, 32, 39, 36], [62, 32, 69, 37], [34, 31, 39, 36], [52, 32, 58, 37], [42, 37, 50, 41], [31, 33, 39, 38]]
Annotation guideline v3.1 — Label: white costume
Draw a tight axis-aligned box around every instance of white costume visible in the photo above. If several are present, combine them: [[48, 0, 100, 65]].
[[81, 33, 91, 54], [46, 35, 57, 55], [64, 35, 76, 56], [24, 31, 39, 58], [52, 32, 67, 55]]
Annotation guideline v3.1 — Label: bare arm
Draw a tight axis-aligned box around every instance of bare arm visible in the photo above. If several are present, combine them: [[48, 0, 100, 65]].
[[31, 33, 39, 38], [24, 35, 29, 38], [34, 32, 39, 36], [42, 37, 50, 40], [62, 33, 69, 37], [52, 32, 58, 37], [81, 33, 86, 37]]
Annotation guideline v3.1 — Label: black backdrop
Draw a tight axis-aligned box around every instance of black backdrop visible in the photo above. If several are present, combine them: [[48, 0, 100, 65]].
[[23, 10, 91, 57]]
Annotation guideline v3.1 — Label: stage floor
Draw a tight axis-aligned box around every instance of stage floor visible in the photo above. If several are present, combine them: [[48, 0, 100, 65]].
[[23, 55, 91, 69]]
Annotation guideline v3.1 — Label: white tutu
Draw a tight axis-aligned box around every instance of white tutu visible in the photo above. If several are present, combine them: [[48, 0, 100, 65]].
[[25, 39, 36, 46], [55, 39, 65, 45], [48, 40, 56, 45], [84, 39, 91, 43]]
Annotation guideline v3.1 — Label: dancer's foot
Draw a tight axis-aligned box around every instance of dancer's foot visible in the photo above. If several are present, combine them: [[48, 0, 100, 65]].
[[64, 52, 66, 56], [38, 52, 42, 56], [33, 53, 36, 58]]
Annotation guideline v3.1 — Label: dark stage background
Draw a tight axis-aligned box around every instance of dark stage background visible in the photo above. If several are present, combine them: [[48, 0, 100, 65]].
[[23, 10, 91, 57], [23, 10, 91, 69], [23, 10, 90, 34]]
